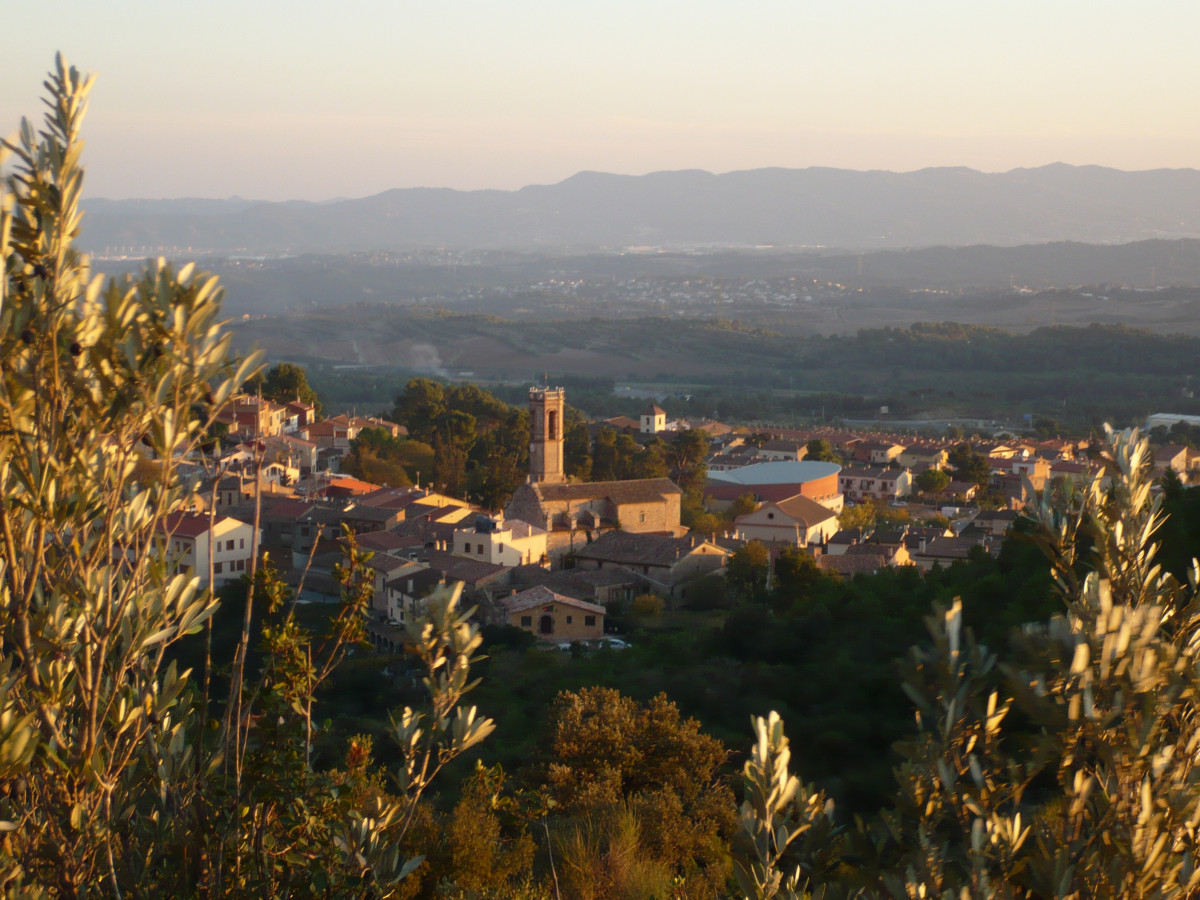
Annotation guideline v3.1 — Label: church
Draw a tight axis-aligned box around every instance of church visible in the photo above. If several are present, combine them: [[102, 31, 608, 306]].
[[504, 386, 687, 556]]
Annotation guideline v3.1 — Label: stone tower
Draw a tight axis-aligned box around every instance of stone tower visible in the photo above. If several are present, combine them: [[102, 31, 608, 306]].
[[528, 386, 566, 484]]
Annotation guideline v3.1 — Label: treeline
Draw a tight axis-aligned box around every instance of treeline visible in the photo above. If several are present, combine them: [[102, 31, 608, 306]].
[[290, 317, 1200, 432], [815, 321, 1200, 376], [339, 377, 711, 510]]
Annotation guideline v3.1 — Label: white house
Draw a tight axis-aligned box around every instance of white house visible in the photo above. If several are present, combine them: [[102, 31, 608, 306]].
[[154, 511, 257, 589], [734, 494, 840, 548], [837, 466, 912, 502], [452, 514, 548, 568], [640, 404, 667, 435]]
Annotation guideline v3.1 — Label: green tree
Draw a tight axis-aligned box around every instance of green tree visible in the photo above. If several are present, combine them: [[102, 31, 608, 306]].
[[249, 361, 322, 416], [0, 59, 248, 892], [1031, 415, 1058, 438], [913, 467, 950, 494], [838, 503, 876, 531], [733, 713, 838, 900], [538, 687, 736, 897], [393, 377, 446, 443], [668, 428, 711, 498], [727, 541, 771, 602], [947, 442, 990, 485], [591, 427, 619, 481], [343, 426, 417, 487], [804, 438, 840, 463], [772, 547, 821, 609], [563, 406, 593, 480], [728, 492, 761, 519]]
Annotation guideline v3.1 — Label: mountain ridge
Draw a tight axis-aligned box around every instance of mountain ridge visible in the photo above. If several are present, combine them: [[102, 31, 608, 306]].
[[79, 163, 1200, 255]]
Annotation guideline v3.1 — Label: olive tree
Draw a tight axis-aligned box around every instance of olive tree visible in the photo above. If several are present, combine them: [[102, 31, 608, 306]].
[[0, 56, 256, 894], [0, 57, 493, 898], [734, 427, 1200, 899]]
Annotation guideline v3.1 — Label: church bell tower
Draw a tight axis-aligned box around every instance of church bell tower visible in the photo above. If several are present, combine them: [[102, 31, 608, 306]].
[[528, 386, 565, 484]]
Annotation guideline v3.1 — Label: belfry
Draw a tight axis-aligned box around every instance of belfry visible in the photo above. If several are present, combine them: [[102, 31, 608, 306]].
[[528, 386, 566, 484], [506, 386, 686, 557]]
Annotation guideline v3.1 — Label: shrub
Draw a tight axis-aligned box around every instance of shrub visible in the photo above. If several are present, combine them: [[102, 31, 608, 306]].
[[632, 592, 665, 617]]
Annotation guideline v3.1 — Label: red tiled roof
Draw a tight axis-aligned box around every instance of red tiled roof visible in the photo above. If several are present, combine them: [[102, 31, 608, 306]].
[[533, 478, 682, 503], [321, 477, 382, 497], [157, 511, 217, 538], [356, 531, 422, 552]]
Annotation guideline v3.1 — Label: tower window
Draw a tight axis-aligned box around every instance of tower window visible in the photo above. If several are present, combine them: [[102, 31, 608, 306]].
[[548, 410, 558, 441]]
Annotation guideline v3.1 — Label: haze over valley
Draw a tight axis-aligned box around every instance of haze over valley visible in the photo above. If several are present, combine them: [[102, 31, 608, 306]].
[[80, 164, 1200, 256]]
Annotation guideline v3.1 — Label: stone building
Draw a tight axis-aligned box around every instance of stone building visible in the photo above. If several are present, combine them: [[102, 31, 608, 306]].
[[529, 386, 566, 484], [501, 585, 605, 641], [506, 386, 686, 555]]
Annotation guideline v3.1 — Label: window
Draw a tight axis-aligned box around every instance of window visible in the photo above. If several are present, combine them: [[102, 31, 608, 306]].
[[639, 512, 646, 523], [226, 539, 235, 551], [213, 562, 223, 574], [477, 544, 484, 555], [548, 409, 558, 440], [236, 559, 245, 571], [464, 542, 471, 553], [498, 543, 504, 553], [566, 615, 573, 624], [239, 538, 245, 549], [520, 615, 532, 627], [585, 615, 595, 627]]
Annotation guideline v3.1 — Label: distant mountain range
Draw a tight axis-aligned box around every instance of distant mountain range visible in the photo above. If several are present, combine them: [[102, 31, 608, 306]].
[[78, 164, 1200, 255]]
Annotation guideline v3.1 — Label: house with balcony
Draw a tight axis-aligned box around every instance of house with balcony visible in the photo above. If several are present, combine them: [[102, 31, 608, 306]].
[[838, 466, 912, 502]]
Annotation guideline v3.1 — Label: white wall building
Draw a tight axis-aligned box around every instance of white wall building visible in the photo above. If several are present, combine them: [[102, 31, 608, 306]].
[[155, 511, 257, 589], [453, 515, 548, 568]]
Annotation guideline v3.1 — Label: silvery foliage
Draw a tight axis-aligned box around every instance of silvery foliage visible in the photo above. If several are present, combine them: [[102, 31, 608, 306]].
[[738, 427, 1200, 900]]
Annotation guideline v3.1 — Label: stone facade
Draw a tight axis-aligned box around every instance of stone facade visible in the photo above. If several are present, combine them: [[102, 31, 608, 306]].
[[528, 387, 566, 484], [506, 478, 683, 544], [502, 586, 604, 641], [570, 532, 729, 597]]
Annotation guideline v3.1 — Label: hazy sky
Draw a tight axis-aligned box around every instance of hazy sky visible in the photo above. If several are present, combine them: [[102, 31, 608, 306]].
[[4, 1, 1199, 201]]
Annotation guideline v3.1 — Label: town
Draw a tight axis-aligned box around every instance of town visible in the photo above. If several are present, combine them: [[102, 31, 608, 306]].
[[157, 369, 1200, 657]]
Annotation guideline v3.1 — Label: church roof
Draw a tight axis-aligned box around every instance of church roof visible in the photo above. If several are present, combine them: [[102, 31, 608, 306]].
[[531, 478, 682, 504]]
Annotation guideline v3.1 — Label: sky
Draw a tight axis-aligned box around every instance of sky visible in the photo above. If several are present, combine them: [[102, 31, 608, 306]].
[[4, 1, 1200, 201]]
